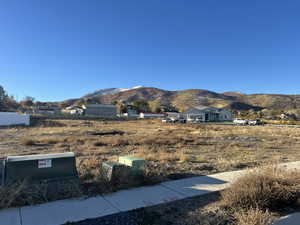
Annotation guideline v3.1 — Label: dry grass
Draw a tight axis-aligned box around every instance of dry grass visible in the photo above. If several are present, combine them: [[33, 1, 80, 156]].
[[2, 119, 300, 211], [234, 208, 274, 225], [3, 119, 300, 191], [0, 180, 82, 209]]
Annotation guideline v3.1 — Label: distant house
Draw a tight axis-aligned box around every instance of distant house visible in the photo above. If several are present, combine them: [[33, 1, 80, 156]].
[[218, 109, 233, 121], [82, 104, 117, 117], [181, 106, 233, 122], [139, 113, 165, 119], [166, 112, 180, 119], [63, 106, 84, 115], [32, 105, 60, 115], [125, 105, 139, 117]]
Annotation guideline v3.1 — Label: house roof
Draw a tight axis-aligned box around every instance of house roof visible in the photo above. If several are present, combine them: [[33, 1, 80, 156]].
[[182, 106, 231, 114], [194, 106, 218, 111]]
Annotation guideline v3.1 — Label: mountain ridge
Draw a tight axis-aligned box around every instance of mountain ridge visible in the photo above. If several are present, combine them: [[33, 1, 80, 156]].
[[60, 86, 300, 112]]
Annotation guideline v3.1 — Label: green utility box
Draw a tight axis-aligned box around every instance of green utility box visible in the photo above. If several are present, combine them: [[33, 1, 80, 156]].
[[102, 162, 131, 182], [118, 156, 146, 175], [5, 152, 78, 184]]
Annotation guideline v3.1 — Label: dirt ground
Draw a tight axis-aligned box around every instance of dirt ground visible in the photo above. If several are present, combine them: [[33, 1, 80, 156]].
[[1, 118, 300, 181]]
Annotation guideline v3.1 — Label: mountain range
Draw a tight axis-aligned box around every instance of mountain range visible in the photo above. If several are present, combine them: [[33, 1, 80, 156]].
[[83, 86, 144, 98], [61, 86, 300, 112]]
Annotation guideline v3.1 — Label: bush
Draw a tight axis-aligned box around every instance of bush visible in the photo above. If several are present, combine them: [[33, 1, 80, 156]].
[[234, 208, 274, 225], [20, 138, 36, 146], [221, 168, 300, 211]]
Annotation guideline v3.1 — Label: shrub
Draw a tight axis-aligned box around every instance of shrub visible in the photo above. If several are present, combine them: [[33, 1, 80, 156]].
[[234, 208, 274, 225], [93, 141, 107, 147], [221, 168, 300, 211], [20, 138, 36, 146]]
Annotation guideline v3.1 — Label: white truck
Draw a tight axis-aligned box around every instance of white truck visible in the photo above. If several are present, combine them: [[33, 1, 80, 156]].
[[233, 118, 248, 126]]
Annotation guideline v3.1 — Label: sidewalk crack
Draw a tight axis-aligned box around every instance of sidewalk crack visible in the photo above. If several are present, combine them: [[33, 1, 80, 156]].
[[101, 195, 122, 212], [19, 208, 23, 225]]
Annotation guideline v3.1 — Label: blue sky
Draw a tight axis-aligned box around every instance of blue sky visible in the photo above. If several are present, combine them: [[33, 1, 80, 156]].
[[1, 0, 300, 101]]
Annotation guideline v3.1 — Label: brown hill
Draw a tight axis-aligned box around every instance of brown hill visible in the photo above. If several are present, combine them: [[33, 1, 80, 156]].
[[59, 87, 300, 113]]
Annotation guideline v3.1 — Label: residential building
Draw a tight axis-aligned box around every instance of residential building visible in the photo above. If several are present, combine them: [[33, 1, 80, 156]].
[[126, 105, 139, 117], [181, 106, 233, 122], [82, 104, 117, 117], [165, 112, 180, 119], [32, 105, 60, 115]]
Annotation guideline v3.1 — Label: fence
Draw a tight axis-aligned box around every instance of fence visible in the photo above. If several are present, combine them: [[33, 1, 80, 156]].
[[0, 112, 30, 126]]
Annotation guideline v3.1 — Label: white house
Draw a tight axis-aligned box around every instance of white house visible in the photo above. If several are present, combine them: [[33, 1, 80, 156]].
[[181, 106, 233, 122], [0, 112, 30, 126], [218, 108, 233, 121]]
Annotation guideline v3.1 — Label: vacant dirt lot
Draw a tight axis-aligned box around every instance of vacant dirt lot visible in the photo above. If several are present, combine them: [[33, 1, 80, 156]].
[[1, 119, 300, 182]]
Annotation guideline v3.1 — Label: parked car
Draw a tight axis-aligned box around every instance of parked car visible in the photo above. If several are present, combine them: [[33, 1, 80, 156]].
[[248, 119, 264, 126], [162, 118, 173, 123], [170, 117, 179, 123], [191, 118, 203, 124], [233, 118, 248, 125], [178, 118, 187, 123]]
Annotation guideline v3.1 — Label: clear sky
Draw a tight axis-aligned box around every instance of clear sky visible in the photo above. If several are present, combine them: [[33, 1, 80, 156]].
[[1, 0, 300, 101]]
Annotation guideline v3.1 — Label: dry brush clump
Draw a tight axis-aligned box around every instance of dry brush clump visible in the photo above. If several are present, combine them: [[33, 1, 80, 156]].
[[20, 136, 63, 146], [221, 168, 300, 211], [217, 167, 300, 225], [20, 137, 37, 146], [234, 208, 274, 225]]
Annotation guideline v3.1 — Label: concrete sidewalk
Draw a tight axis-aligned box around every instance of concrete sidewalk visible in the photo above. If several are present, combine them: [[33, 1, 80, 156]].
[[273, 213, 300, 225], [1, 161, 300, 225]]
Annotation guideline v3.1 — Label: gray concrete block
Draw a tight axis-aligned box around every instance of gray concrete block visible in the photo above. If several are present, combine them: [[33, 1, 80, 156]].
[[119, 156, 146, 175], [102, 162, 131, 182]]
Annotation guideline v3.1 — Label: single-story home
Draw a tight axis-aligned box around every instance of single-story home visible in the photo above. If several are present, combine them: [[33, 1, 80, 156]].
[[181, 106, 233, 122], [165, 112, 180, 118], [126, 105, 139, 117], [82, 104, 117, 117], [32, 105, 60, 115]]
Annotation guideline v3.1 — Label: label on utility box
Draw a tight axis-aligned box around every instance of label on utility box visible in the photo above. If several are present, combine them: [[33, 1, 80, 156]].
[[38, 159, 52, 168]]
